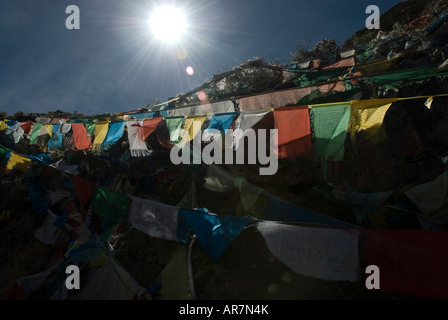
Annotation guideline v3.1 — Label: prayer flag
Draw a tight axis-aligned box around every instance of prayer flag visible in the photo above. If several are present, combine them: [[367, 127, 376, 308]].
[[273, 106, 312, 159]]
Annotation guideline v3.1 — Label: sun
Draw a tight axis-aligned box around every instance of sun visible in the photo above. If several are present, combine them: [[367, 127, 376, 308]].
[[148, 5, 188, 43]]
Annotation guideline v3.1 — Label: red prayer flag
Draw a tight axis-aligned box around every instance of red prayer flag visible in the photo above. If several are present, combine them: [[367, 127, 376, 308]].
[[273, 106, 313, 159], [364, 230, 448, 299], [1, 282, 25, 300], [72, 175, 96, 210], [141, 118, 163, 141], [20, 121, 34, 135]]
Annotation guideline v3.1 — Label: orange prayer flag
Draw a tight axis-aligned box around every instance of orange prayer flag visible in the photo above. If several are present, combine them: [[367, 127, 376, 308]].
[[273, 106, 313, 159], [71, 123, 92, 150]]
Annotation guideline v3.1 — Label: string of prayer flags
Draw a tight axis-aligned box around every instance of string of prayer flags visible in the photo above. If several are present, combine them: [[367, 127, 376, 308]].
[[257, 221, 360, 281], [237, 85, 343, 111], [131, 111, 157, 120], [166, 99, 235, 117], [273, 105, 313, 159], [51, 117, 70, 125]]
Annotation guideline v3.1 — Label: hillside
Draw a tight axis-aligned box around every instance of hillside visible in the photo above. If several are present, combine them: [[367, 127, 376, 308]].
[[1, 0, 448, 304]]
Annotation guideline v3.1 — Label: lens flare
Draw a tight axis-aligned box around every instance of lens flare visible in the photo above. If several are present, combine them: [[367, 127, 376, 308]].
[[176, 48, 188, 60], [186, 66, 194, 76], [198, 90, 207, 101]]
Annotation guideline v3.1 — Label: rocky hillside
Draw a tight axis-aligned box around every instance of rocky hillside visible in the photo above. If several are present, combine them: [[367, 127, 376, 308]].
[[343, 0, 448, 49], [1, 0, 448, 303]]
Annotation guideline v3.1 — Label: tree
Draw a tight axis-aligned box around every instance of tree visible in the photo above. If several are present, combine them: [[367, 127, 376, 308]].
[[45, 109, 72, 118], [313, 38, 339, 57], [290, 38, 340, 63], [11, 111, 31, 122]]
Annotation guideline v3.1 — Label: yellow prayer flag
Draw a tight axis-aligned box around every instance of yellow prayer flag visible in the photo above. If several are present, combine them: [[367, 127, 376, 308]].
[[0, 121, 8, 131], [92, 121, 110, 151], [6, 152, 32, 173], [348, 98, 398, 142], [184, 115, 207, 141], [160, 247, 192, 300], [44, 124, 53, 137], [425, 97, 434, 109], [356, 56, 400, 76], [177, 115, 207, 148]]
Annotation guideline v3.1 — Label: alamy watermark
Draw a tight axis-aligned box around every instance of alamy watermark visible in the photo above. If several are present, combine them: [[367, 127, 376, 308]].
[[169, 121, 279, 176], [366, 5, 380, 30], [65, 5, 80, 30], [65, 5, 380, 31], [65, 265, 80, 290]]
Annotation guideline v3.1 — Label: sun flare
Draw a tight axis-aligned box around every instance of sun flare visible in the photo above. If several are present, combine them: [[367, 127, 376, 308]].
[[149, 5, 187, 43]]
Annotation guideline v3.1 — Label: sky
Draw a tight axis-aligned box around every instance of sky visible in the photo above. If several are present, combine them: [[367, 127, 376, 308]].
[[0, 0, 403, 116]]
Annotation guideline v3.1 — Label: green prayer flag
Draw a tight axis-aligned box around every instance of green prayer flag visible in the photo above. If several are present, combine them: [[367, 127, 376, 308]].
[[356, 48, 375, 64], [90, 187, 131, 223], [85, 122, 96, 137], [0, 145, 8, 160], [294, 68, 346, 87], [310, 103, 350, 179], [29, 123, 44, 145], [165, 117, 184, 144], [365, 65, 448, 88]]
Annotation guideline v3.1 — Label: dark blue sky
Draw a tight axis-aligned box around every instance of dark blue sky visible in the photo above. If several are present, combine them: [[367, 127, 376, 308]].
[[0, 0, 402, 116]]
